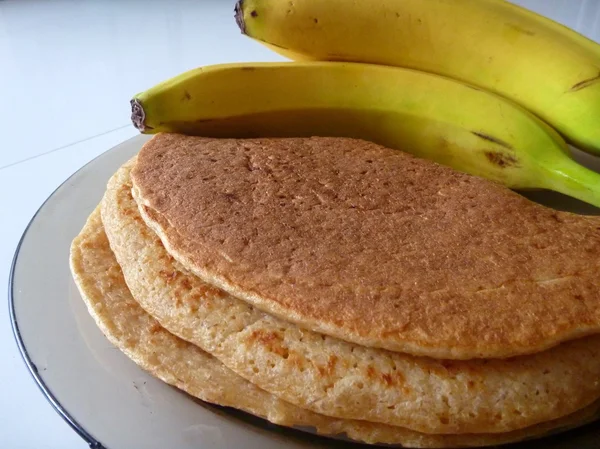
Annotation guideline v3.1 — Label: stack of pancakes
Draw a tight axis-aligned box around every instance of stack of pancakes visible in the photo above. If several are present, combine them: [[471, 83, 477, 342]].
[[71, 133, 600, 447]]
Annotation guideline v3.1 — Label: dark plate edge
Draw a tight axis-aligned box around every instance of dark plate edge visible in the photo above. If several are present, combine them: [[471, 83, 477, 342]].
[[5, 137, 143, 449]]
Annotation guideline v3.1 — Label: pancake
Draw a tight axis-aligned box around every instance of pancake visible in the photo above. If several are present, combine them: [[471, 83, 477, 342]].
[[103, 159, 600, 435], [71, 206, 600, 448], [130, 133, 600, 360]]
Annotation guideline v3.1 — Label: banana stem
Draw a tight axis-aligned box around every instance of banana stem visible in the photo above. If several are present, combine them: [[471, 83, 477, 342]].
[[542, 157, 600, 209]]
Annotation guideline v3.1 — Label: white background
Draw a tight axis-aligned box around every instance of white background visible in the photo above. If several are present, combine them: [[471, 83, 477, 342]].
[[1, 0, 600, 447]]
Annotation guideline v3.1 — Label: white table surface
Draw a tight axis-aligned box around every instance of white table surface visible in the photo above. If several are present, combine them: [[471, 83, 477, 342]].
[[1, 0, 599, 447]]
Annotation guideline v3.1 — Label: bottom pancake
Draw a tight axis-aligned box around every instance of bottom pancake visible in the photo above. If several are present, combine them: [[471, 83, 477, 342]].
[[69, 206, 600, 448]]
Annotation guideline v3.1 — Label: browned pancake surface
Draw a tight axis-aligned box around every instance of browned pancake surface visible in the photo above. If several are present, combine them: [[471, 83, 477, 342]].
[[131, 133, 600, 359]]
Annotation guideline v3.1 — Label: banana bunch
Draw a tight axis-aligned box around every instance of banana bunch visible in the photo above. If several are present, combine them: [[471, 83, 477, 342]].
[[235, 0, 600, 155], [131, 0, 600, 208]]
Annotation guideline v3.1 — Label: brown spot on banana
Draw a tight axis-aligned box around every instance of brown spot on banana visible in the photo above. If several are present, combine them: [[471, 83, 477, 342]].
[[182, 90, 192, 101], [471, 131, 513, 150], [506, 23, 536, 36], [484, 151, 519, 168], [568, 73, 600, 92], [465, 84, 483, 92]]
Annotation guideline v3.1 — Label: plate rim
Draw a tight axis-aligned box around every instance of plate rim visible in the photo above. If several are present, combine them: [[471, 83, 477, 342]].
[[6, 136, 147, 449]]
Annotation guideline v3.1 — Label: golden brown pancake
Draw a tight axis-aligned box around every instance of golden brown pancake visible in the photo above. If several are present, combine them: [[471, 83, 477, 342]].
[[131, 133, 600, 360], [103, 159, 600, 435], [71, 206, 600, 447]]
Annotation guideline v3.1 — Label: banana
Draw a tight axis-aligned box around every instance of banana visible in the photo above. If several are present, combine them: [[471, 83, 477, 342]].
[[235, 0, 600, 155], [131, 62, 600, 207]]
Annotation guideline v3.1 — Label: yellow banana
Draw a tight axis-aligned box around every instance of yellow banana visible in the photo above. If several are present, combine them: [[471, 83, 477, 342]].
[[131, 62, 600, 207], [235, 0, 600, 155]]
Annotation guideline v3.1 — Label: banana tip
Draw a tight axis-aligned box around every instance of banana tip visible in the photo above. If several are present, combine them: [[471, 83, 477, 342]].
[[234, 0, 246, 34], [130, 98, 146, 132]]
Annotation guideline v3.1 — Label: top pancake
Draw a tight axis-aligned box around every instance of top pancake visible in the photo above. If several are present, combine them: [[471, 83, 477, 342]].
[[131, 133, 600, 359]]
